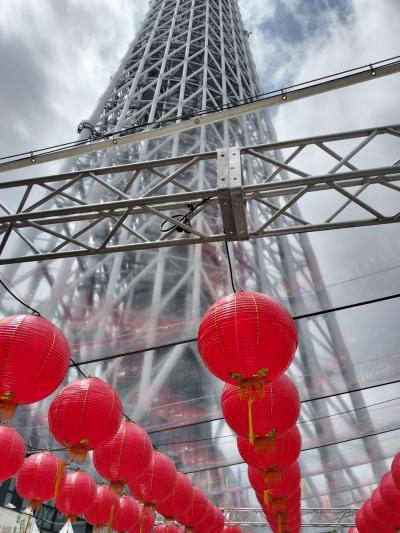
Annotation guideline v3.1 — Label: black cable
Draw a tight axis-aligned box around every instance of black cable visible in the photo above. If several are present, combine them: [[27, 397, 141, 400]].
[[71, 290, 400, 367], [153, 391, 400, 446], [224, 241, 237, 293], [1, 54, 399, 162], [0, 278, 41, 316]]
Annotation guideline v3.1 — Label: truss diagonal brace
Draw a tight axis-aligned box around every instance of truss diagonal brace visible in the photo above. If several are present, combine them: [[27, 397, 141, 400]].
[[217, 148, 248, 241]]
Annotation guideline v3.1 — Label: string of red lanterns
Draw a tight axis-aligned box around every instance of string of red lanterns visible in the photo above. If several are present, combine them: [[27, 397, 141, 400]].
[[198, 291, 301, 533]]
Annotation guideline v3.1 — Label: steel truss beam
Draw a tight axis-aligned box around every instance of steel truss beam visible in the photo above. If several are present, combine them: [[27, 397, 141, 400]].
[[0, 123, 399, 264]]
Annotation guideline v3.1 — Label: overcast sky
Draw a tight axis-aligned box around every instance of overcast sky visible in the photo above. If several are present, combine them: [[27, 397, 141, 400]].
[[0, 0, 399, 161]]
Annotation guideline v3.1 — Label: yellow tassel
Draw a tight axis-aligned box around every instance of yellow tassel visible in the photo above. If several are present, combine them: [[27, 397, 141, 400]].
[[54, 461, 65, 497], [248, 397, 255, 444], [107, 503, 115, 533], [263, 489, 272, 508], [278, 514, 282, 533]]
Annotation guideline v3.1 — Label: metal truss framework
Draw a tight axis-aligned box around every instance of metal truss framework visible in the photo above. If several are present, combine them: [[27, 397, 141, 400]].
[[1, 0, 398, 512], [0, 124, 399, 264]]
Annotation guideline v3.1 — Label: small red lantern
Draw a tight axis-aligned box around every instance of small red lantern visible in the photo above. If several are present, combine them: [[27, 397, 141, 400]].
[[48, 377, 123, 462], [221, 375, 299, 445], [175, 487, 208, 528], [0, 425, 26, 481], [93, 420, 153, 493], [249, 462, 301, 506], [16, 452, 66, 509], [55, 470, 96, 522], [111, 495, 140, 532], [84, 484, 116, 528], [223, 527, 241, 533], [0, 315, 70, 419], [237, 425, 301, 471], [156, 472, 193, 519], [198, 291, 297, 385], [128, 451, 176, 505], [391, 452, 400, 490], [380, 471, 400, 510], [362, 499, 393, 533], [371, 486, 400, 528], [154, 526, 182, 533]]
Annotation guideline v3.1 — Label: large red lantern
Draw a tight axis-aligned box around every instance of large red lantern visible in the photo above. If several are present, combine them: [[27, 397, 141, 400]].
[[156, 472, 193, 519], [16, 452, 66, 509], [362, 499, 393, 533], [175, 487, 208, 528], [93, 420, 153, 493], [55, 470, 96, 522], [371, 487, 400, 528], [128, 451, 176, 505], [154, 526, 182, 533], [380, 471, 400, 510], [391, 452, 400, 490], [48, 377, 123, 461], [237, 425, 301, 471], [249, 462, 301, 504], [0, 315, 70, 419], [221, 375, 299, 445], [111, 495, 140, 532], [84, 484, 116, 528], [198, 291, 297, 385], [0, 425, 26, 481]]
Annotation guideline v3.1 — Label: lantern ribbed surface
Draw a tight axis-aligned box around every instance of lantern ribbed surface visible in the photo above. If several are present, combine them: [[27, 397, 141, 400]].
[[237, 425, 301, 471], [55, 470, 96, 520], [193, 501, 216, 533], [0, 425, 26, 481], [391, 452, 400, 490], [48, 377, 123, 459], [363, 499, 393, 533], [128, 451, 176, 505], [154, 526, 182, 533], [221, 375, 300, 438], [371, 486, 400, 527], [209, 509, 224, 533], [355, 508, 373, 533], [0, 315, 70, 410], [198, 292, 297, 385], [16, 451, 66, 507], [380, 472, 400, 511], [249, 462, 301, 499], [93, 420, 152, 490], [175, 487, 208, 527], [156, 472, 193, 518], [84, 484, 116, 527], [111, 495, 140, 532]]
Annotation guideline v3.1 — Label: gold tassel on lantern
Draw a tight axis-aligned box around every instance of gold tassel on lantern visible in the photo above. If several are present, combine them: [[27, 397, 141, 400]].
[[278, 513, 282, 533], [107, 503, 115, 533], [255, 430, 277, 453], [239, 379, 265, 445], [54, 461, 65, 497], [271, 498, 286, 514], [109, 480, 125, 494], [263, 489, 272, 508], [264, 466, 282, 484]]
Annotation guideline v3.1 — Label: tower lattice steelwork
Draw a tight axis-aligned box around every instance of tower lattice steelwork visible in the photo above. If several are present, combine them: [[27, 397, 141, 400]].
[[0, 0, 393, 525]]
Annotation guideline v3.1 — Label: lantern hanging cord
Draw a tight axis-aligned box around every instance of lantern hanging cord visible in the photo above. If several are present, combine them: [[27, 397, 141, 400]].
[[224, 241, 237, 293], [0, 278, 41, 316]]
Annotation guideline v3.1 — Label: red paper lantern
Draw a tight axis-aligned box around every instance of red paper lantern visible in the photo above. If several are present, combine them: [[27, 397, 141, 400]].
[[0, 425, 26, 481], [237, 425, 301, 471], [112, 495, 140, 532], [391, 452, 400, 490], [222, 375, 299, 445], [175, 487, 208, 527], [154, 526, 182, 533], [128, 451, 176, 505], [48, 377, 123, 461], [362, 499, 393, 533], [371, 486, 400, 527], [380, 471, 400, 511], [209, 508, 224, 533], [249, 462, 301, 504], [93, 420, 153, 493], [156, 472, 193, 519], [355, 507, 374, 533], [16, 452, 66, 509], [136, 504, 155, 533], [0, 315, 70, 419], [55, 470, 96, 522], [198, 291, 297, 385], [193, 501, 216, 533], [84, 484, 116, 527], [223, 527, 242, 533]]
